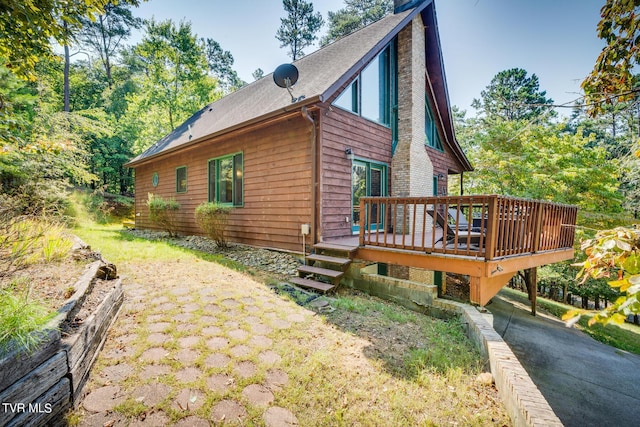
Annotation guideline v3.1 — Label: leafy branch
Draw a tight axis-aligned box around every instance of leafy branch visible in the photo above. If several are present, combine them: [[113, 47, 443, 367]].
[[564, 226, 640, 326]]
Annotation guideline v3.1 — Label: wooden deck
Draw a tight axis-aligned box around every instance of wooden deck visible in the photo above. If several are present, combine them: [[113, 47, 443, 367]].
[[324, 195, 578, 306]]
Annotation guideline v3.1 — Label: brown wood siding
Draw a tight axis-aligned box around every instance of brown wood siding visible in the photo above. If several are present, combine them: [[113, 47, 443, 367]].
[[427, 145, 462, 196], [133, 115, 313, 252], [319, 107, 392, 240]]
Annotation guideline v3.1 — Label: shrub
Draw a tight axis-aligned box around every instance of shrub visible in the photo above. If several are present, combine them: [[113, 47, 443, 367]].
[[194, 202, 232, 248], [147, 193, 180, 237]]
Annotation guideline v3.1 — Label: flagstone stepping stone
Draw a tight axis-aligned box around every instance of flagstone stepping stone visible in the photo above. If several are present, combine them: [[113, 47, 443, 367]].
[[176, 295, 193, 303], [175, 348, 199, 365], [80, 412, 128, 427], [206, 337, 229, 350], [259, 350, 282, 365], [177, 336, 200, 348], [103, 345, 135, 359], [200, 316, 218, 325], [286, 313, 307, 323], [131, 383, 171, 407], [174, 323, 198, 333], [228, 329, 249, 341], [203, 303, 222, 313], [250, 323, 273, 335], [221, 298, 240, 308], [243, 315, 262, 324], [224, 320, 240, 329], [154, 296, 170, 304], [147, 333, 170, 345], [263, 406, 299, 427], [147, 322, 171, 333], [146, 314, 164, 323], [170, 288, 190, 296], [261, 302, 276, 310], [240, 296, 256, 304], [205, 353, 231, 369], [140, 347, 169, 362], [234, 361, 257, 379], [229, 344, 252, 358], [174, 415, 210, 427], [211, 400, 247, 425], [139, 364, 171, 381], [265, 369, 289, 391], [175, 367, 202, 383], [242, 384, 274, 408], [202, 325, 222, 336], [99, 363, 134, 383], [128, 411, 169, 426], [172, 388, 205, 412], [82, 385, 125, 412], [156, 302, 176, 311], [244, 305, 261, 313], [174, 313, 192, 322], [206, 373, 236, 393], [249, 335, 272, 348], [115, 333, 137, 344], [271, 319, 291, 330], [182, 303, 200, 312]]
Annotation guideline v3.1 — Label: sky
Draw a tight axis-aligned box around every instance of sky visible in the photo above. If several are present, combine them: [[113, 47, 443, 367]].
[[133, 0, 606, 116]]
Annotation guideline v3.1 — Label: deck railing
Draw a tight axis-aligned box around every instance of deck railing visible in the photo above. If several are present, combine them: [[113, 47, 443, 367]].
[[358, 195, 578, 260]]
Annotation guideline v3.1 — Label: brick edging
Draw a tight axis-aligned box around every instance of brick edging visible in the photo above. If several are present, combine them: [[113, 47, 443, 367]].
[[432, 299, 562, 427]]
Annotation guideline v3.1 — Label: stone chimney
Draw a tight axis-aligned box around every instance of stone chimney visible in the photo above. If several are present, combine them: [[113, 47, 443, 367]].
[[391, 5, 434, 239]]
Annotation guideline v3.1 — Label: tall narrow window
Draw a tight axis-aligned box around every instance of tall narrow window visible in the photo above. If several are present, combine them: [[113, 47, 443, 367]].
[[425, 99, 444, 151], [208, 153, 243, 206], [332, 40, 396, 128], [176, 166, 187, 193]]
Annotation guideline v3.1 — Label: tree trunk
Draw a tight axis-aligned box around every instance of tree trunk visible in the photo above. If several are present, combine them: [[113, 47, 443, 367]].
[[523, 268, 537, 316], [99, 15, 113, 88], [63, 22, 70, 112]]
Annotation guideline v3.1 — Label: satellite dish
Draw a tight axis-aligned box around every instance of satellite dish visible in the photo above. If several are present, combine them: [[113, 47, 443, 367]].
[[273, 63, 299, 88]]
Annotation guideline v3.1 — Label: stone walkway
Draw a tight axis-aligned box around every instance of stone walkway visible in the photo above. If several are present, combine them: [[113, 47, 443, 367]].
[[76, 261, 310, 426]]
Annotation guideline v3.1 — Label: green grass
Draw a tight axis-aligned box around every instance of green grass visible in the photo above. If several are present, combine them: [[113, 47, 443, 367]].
[[0, 290, 55, 355], [501, 287, 640, 355]]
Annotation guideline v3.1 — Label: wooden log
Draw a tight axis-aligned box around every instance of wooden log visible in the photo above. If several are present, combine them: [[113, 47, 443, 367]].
[[6, 377, 71, 427], [62, 279, 123, 400], [0, 329, 61, 393], [0, 352, 67, 426], [52, 261, 102, 326]]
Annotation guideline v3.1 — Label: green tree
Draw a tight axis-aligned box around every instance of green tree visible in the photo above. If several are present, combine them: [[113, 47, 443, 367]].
[[321, 0, 392, 46], [0, 0, 109, 79], [276, 0, 324, 60], [582, 0, 640, 116], [203, 39, 245, 93], [126, 19, 219, 153], [77, 1, 143, 88], [471, 68, 554, 122]]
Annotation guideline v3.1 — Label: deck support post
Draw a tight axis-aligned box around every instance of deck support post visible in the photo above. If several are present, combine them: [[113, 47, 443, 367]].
[[524, 267, 538, 316], [469, 272, 516, 306]]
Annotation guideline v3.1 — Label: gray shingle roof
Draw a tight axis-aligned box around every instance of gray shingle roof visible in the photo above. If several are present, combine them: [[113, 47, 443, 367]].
[[127, 7, 419, 166]]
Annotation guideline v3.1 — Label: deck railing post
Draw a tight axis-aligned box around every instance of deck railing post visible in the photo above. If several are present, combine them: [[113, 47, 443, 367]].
[[359, 198, 366, 247], [532, 202, 545, 253], [484, 196, 499, 260]]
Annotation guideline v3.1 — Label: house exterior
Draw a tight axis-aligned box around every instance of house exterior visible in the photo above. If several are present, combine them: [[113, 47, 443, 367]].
[[126, 0, 472, 253]]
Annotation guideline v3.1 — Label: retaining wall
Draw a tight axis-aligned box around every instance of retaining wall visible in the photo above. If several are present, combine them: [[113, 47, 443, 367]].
[[0, 261, 123, 427]]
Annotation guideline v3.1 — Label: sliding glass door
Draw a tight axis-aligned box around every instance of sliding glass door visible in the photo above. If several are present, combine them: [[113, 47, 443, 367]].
[[352, 160, 387, 233]]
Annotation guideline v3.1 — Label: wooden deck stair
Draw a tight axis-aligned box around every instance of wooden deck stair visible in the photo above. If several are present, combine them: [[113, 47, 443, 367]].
[[289, 243, 356, 293]]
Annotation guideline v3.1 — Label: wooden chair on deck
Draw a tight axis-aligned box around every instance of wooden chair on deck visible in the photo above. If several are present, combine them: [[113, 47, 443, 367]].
[[428, 209, 484, 247]]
